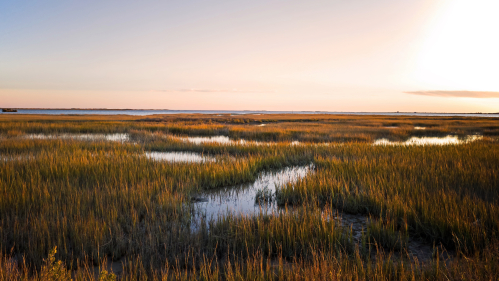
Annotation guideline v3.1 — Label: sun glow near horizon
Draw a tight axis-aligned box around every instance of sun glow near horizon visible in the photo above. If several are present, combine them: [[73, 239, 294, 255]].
[[413, 0, 499, 92]]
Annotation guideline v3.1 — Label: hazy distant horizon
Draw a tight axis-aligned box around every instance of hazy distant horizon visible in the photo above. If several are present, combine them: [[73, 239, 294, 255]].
[[3, 108, 499, 116]]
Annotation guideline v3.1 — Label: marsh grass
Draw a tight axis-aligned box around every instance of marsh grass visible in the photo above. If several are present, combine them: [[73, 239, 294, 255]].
[[0, 138, 317, 270], [276, 141, 499, 254], [0, 115, 498, 280], [3, 244, 499, 280], [2, 114, 499, 143], [365, 217, 409, 252]]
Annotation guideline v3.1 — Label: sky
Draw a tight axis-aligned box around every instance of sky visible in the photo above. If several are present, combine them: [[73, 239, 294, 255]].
[[1, 0, 499, 112]]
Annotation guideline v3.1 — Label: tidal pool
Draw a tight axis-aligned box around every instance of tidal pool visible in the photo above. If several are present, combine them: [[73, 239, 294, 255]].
[[180, 135, 303, 146], [374, 135, 482, 146], [25, 133, 130, 142], [144, 151, 215, 163], [191, 165, 313, 226], [170, 135, 266, 146], [179, 135, 235, 145]]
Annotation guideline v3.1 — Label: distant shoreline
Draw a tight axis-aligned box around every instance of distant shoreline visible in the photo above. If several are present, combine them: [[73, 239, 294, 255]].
[[8, 108, 168, 111], [1, 108, 497, 114]]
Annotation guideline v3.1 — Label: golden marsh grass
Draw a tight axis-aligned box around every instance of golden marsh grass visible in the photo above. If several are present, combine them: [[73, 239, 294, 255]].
[[0, 114, 498, 280]]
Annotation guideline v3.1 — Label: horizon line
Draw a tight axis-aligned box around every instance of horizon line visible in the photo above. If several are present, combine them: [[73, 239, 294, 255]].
[[1, 108, 498, 115]]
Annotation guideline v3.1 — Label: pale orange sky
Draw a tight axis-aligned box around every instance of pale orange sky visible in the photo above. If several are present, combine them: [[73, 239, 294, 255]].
[[1, 0, 498, 112]]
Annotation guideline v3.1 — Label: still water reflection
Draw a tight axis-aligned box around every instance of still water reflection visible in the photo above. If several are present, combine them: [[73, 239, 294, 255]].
[[25, 133, 129, 142], [144, 151, 215, 163], [374, 135, 482, 146], [191, 165, 313, 227]]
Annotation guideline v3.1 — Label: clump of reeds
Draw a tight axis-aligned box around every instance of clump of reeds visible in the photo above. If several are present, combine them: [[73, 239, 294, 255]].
[[365, 216, 409, 252], [255, 187, 274, 205]]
